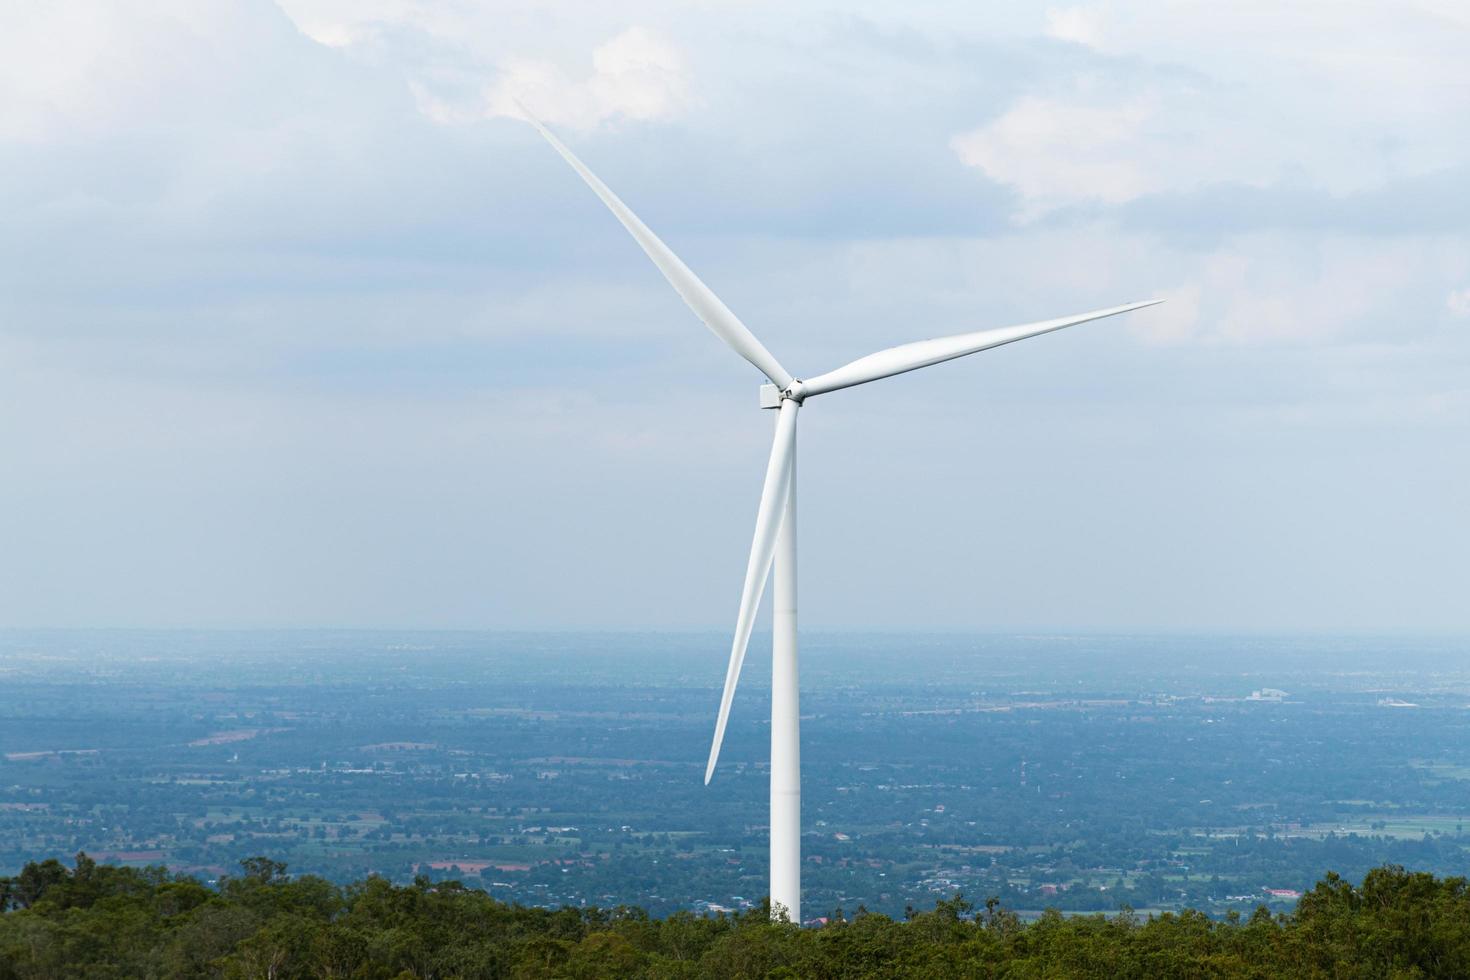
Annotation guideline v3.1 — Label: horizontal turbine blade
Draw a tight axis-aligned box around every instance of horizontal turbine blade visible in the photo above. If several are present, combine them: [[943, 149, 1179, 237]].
[[705, 398, 800, 784], [800, 299, 1163, 398], [520, 108, 793, 389]]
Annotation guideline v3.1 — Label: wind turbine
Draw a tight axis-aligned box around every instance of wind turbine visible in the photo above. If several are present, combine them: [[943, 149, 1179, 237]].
[[523, 113, 1159, 923]]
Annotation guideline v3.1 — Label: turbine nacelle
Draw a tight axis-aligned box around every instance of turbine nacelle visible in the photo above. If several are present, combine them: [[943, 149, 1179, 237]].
[[759, 382, 806, 409]]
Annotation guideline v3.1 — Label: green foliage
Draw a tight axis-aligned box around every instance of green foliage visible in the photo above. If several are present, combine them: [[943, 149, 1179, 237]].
[[3, 856, 1470, 978]]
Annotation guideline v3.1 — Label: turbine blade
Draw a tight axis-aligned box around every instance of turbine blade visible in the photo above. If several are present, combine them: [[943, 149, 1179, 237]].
[[800, 299, 1163, 398], [705, 398, 800, 784], [520, 108, 793, 389]]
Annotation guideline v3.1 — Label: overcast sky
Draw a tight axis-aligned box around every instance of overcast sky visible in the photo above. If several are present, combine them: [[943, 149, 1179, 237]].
[[1, 1, 1467, 632]]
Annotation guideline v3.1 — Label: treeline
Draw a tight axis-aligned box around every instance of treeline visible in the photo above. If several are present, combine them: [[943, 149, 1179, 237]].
[[3, 856, 1470, 978]]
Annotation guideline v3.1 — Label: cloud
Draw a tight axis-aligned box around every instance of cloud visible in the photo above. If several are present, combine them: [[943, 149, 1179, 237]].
[[949, 78, 1356, 221], [401, 28, 695, 131], [482, 27, 693, 129], [1127, 284, 1198, 346], [1044, 6, 1104, 46], [0, 1, 307, 145], [1450, 287, 1470, 318], [275, 0, 695, 132], [951, 93, 1163, 217], [955, 2, 1470, 221], [1157, 236, 1447, 347], [1111, 166, 1470, 241], [1, 0, 1467, 630]]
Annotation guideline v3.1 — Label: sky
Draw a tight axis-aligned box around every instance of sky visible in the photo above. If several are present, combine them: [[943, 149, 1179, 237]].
[[1, 0, 1467, 633]]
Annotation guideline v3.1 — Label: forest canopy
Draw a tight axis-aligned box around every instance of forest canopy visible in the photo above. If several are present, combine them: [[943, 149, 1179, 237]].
[[2, 855, 1467, 978]]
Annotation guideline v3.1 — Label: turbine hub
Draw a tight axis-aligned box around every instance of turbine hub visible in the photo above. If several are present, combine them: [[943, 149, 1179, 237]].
[[759, 381, 806, 409]]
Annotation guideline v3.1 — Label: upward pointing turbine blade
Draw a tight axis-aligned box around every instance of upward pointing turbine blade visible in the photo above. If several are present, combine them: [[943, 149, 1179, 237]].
[[705, 397, 800, 784], [800, 300, 1163, 398], [520, 108, 793, 389]]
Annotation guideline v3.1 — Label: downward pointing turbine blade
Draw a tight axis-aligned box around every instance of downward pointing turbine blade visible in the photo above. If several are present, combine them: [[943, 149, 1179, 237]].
[[705, 398, 800, 784], [800, 299, 1164, 398], [520, 108, 793, 389]]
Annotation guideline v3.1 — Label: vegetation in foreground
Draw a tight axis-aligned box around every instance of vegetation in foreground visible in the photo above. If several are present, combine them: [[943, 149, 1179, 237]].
[[4, 856, 1470, 978]]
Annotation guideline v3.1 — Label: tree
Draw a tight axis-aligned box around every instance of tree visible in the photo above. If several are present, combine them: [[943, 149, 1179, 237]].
[[13, 858, 67, 908], [238, 857, 289, 884]]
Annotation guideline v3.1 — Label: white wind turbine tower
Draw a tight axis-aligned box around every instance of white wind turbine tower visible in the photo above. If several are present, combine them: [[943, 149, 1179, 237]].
[[524, 113, 1159, 923]]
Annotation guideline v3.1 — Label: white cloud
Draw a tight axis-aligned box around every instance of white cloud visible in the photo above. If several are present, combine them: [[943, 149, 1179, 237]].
[[2, 0, 1467, 629], [0, 4, 114, 143], [1449, 287, 1470, 318], [1210, 239, 1432, 346], [271, 0, 408, 48], [958, 2, 1470, 218], [484, 28, 693, 129], [274, 0, 695, 132], [1044, 6, 1104, 46], [0, 1, 270, 145], [949, 79, 1361, 219], [1128, 284, 1198, 346], [951, 94, 1163, 216]]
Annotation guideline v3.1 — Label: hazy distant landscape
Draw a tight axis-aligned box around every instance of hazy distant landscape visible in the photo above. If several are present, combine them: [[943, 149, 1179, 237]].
[[3, 630, 1466, 922]]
